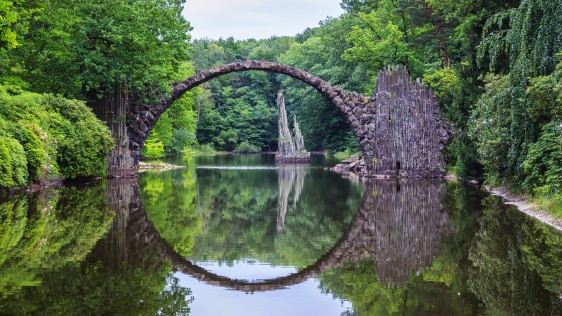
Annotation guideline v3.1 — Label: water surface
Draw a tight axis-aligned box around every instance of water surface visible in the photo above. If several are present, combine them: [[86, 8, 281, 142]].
[[0, 154, 561, 315]]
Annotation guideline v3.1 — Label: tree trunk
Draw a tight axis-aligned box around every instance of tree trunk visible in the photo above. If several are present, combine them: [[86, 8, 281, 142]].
[[440, 32, 450, 68]]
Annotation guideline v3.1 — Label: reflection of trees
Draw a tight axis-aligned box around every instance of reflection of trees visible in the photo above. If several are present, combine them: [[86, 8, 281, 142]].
[[0, 181, 191, 315], [81, 179, 191, 315], [0, 185, 113, 300], [139, 166, 202, 257], [189, 165, 360, 268], [319, 181, 562, 315], [468, 196, 562, 315], [318, 181, 486, 315], [276, 165, 306, 231]]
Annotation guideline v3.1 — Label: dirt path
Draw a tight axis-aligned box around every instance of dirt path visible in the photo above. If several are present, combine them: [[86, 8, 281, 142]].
[[486, 186, 562, 232]]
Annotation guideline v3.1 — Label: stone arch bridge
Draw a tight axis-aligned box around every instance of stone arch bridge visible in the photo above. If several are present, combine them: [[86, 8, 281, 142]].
[[101, 178, 451, 292], [115, 60, 451, 178]]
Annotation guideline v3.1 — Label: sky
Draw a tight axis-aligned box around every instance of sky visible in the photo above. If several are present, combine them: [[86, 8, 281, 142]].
[[182, 0, 345, 40]]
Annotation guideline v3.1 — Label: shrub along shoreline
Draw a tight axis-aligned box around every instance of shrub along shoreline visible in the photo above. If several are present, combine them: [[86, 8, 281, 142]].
[[0, 85, 114, 192]]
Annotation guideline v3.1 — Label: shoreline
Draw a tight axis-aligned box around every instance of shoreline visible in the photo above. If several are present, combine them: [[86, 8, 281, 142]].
[[138, 161, 185, 170], [485, 186, 562, 232]]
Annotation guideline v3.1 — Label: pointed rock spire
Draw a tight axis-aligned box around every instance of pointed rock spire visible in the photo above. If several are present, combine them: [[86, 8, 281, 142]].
[[275, 91, 310, 163]]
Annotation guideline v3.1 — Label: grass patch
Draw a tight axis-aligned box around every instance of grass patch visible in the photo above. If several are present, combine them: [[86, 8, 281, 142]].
[[533, 194, 562, 219]]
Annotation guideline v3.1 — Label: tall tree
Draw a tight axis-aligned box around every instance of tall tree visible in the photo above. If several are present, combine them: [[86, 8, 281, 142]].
[[6, 0, 191, 173], [477, 0, 562, 183]]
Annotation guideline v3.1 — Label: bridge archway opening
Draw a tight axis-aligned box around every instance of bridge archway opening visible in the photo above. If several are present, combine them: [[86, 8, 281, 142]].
[[139, 62, 356, 156]]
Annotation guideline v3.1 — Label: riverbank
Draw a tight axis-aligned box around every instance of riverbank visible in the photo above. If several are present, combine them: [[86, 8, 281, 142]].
[[138, 161, 185, 170], [0, 179, 64, 198], [486, 186, 562, 232]]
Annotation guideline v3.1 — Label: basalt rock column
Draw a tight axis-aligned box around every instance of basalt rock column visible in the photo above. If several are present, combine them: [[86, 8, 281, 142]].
[[275, 92, 310, 163], [367, 66, 452, 178], [276, 92, 295, 158], [293, 116, 307, 155], [94, 89, 137, 177]]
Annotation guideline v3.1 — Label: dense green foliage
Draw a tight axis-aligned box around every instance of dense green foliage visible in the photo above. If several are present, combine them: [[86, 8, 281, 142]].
[[1, 0, 191, 100], [0, 86, 113, 189], [0, 184, 113, 299], [476, 0, 562, 189], [1, 0, 561, 205], [0, 183, 191, 314], [1, 0, 191, 186]]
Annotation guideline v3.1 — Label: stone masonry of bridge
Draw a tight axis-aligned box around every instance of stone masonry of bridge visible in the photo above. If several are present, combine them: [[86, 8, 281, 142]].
[[101, 178, 450, 292], [122, 60, 451, 178]]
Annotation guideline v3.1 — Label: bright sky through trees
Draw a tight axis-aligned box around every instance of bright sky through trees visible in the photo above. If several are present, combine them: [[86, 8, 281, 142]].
[[183, 0, 344, 39]]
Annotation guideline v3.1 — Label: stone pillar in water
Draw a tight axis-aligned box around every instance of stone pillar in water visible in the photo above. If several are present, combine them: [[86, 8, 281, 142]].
[[276, 92, 295, 157], [275, 91, 310, 163]]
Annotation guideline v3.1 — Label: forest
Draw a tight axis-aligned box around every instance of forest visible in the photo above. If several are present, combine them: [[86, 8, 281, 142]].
[[0, 0, 561, 213]]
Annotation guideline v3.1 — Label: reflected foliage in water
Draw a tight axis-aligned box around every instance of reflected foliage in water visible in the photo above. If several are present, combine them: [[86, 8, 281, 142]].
[[319, 181, 562, 316], [318, 181, 485, 315], [182, 155, 361, 268], [0, 181, 192, 315], [139, 166, 202, 257], [468, 196, 562, 315], [0, 154, 561, 315], [0, 185, 113, 300]]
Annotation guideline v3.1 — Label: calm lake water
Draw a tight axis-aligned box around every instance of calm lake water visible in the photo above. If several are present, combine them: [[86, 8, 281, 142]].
[[0, 154, 561, 315]]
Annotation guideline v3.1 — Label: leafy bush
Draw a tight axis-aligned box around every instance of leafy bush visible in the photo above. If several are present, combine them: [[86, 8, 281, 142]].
[[0, 85, 113, 188], [468, 74, 512, 183], [0, 136, 28, 188], [169, 128, 198, 156], [214, 129, 239, 152], [196, 143, 215, 153], [142, 132, 165, 159], [9, 119, 49, 182], [523, 121, 562, 196], [233, 141, 261, 153], [41, 95, 114, 178]]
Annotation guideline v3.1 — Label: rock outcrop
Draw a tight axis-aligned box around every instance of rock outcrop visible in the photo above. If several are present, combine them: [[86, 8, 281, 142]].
[[275, 92, 310, 163]]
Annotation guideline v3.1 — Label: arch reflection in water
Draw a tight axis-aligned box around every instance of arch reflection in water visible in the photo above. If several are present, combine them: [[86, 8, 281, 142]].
[[108, 177, 450, 292], [2, 169, 560, 315]]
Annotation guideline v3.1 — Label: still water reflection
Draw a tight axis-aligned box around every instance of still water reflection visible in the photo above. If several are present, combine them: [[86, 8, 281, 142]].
[[0, 154, 560, 315]]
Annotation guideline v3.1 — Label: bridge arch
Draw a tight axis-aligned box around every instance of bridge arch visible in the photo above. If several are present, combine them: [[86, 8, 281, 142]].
[[123, 61, 451, 178], [168, 60, 352, 109], [126, 60, 361, 169]]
